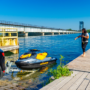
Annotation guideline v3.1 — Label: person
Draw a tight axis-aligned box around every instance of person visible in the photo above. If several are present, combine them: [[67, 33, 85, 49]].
[[75, 28, 89, 57]]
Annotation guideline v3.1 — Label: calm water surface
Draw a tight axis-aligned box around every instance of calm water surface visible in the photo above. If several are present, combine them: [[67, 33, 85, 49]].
[[19, 33, 90, 63]]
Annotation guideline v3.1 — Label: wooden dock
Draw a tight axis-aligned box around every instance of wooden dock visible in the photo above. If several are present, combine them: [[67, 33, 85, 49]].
[[67, 49, 90, 72], [0, 45, 19, 52], [40, 49, 90, 90]]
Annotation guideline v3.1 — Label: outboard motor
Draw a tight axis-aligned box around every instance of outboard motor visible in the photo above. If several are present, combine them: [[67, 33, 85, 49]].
[[0, 49, 5, 79]]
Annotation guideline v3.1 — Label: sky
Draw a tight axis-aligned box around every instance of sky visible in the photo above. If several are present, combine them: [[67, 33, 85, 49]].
[[0, 0, 90, 30]]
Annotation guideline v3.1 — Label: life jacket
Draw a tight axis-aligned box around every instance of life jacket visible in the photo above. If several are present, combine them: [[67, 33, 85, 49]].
[[82, 33, 88, 42]]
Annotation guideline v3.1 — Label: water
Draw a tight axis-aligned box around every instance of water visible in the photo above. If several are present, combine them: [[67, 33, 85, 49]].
[[19, 33, 90, 64], [3, 33, 90, 89]]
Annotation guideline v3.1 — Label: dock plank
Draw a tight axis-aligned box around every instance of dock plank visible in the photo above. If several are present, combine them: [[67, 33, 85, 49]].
[[40, 71, 78, 90], [60, 72, 84, 90], [68, 49, 90, 72], [69, 72, 88, 90], [77, 79, 89, 90], [48, 71, 79, 90], [40, 77, 65, 90], [86, 73, 90, 90], [86, 83, 90, 90]]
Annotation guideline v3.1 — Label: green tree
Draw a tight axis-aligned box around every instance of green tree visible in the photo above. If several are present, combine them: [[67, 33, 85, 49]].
[[87, 29, 90, 33], [67, 29, 73, 31]]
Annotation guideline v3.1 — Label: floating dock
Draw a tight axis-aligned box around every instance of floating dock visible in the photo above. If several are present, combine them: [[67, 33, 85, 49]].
[[40, 49, 90, 90], [0, 27, 19, 53], [0, 45, 19, 52]]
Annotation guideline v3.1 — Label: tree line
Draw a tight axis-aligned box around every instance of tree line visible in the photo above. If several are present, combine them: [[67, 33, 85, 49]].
[[67, 29, 90, 33], [87, 29, 90, 33]]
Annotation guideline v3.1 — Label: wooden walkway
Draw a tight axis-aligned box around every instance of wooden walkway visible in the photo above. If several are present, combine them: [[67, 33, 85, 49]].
[[67, 49, 90, 72], [40, 49, 90, 90]]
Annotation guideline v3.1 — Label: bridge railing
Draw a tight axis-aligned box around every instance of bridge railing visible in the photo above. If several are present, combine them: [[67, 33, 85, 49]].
[[0, 21, 79, 33]]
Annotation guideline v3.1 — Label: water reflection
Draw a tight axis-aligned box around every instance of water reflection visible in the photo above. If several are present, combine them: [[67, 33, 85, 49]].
[[10, 63, 56, 81], [40, 67, 48, 74]]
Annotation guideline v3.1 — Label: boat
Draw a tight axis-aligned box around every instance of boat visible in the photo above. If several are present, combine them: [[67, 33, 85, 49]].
[[15, 49, 57, 70]]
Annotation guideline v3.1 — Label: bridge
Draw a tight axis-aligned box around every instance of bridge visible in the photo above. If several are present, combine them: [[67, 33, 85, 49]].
[[0, 21, 81, 37]]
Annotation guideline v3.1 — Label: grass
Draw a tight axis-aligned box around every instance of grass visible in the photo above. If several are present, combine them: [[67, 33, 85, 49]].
[[45, 55, 73, 85], [49, 55, 72, 79], [4, 51, 14, 56], [87, 30, 90, 33]]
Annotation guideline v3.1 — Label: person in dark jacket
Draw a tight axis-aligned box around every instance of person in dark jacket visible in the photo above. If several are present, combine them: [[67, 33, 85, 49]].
[[75, 28, 89, 57]]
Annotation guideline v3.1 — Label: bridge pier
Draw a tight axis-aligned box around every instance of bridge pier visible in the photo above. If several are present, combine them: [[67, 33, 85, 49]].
[[42, 32, 45, 36], [63, 32, 64, 34], [58, 32, 60, 35], [25, 33, 28, 37], [52, 32, 54, 35]]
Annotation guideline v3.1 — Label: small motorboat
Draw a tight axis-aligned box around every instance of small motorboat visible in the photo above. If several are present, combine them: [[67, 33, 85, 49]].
[[15, 49, 57, 70]]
